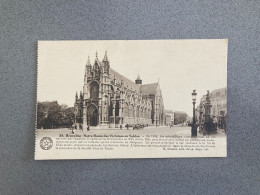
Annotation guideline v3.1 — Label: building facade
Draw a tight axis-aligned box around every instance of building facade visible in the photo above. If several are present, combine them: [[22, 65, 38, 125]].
[[196, 88, 227, 129], [74, 51, 164, 129], [164, 110, 174, 126]]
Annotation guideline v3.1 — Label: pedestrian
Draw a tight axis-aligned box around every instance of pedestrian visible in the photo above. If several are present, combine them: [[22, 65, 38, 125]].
[[126, 124, 129, 130], [120, 124, 122, 130], [87, 126, 90, 131]]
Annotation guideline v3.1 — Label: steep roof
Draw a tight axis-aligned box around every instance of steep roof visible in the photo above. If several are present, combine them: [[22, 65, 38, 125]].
[[140, 83, 158, 95], [110, 68, 140, 92], [108, 67, 160, 95]]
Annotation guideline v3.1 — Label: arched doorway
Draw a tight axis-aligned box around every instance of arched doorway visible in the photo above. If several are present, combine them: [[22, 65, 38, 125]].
[[87, 104, 98, 126]]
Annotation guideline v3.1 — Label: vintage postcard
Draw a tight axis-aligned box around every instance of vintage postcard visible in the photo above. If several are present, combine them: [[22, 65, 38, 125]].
[[35, 40, 227, 160]]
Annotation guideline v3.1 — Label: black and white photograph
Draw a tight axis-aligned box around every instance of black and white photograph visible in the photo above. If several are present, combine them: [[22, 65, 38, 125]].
[[2, 0, 259, 194], [36, 40, 227, 159]]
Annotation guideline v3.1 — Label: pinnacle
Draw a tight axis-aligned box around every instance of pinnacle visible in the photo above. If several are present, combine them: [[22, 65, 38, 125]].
[[86, 56, 91, 66], [136, 73, 141, 80], [103, 50, 108, 61]]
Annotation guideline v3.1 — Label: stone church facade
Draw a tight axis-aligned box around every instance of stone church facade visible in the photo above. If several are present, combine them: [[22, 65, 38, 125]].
[[74, 51, 164, 130]]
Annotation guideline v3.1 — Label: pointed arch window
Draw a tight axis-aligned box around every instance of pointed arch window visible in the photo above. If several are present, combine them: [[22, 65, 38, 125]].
[[90, 81, 99, 99]]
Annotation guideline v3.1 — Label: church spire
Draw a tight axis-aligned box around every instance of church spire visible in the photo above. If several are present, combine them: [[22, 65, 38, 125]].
[[86, 56, 91, 66], [85, 56, 92, 80], [80, 90, 83, 100], [102, 50, 110, 74], [94, 51, 100, 66], [137, 73, 141, 80], [103, 50, 108, 61], [94, 51, 100, 65], [135, 73, 142, 85], [75, 92, 78, 103]]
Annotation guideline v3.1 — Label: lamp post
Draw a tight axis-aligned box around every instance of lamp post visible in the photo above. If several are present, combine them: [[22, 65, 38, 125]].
[[191, 90, 197, 137], [199, 103, 203, 133]]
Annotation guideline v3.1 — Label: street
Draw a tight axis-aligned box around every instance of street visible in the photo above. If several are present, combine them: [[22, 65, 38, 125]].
[[36, 126, 226, 137]]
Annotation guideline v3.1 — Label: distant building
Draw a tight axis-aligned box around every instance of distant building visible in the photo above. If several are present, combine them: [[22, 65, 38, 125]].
[[210, 88, 227, 117], [164, 110, 174, 125], [74, 51, 165, 129]]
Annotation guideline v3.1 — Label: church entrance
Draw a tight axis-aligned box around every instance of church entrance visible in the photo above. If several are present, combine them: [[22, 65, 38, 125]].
[[87, 104, 98, 126]]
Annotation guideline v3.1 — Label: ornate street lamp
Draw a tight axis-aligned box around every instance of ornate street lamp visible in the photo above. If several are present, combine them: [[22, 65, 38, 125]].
[[191, 90, 197, 137], [199, 103, 203, 133]]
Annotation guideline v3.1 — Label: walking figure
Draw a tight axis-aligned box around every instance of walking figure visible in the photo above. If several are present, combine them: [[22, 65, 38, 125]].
[[87, 126, 90, 131]]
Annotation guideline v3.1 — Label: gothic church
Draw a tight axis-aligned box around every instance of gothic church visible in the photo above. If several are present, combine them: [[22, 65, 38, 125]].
[[74, 51, 164, 130]]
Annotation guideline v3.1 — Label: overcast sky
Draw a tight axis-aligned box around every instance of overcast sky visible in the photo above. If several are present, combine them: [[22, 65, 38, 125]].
[[38, 40, 227, 116]]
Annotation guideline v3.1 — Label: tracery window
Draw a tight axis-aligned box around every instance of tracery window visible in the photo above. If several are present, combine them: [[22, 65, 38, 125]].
[[90, 81, 99, 99]]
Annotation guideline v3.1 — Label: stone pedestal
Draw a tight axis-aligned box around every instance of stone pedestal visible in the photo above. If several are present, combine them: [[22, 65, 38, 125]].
[[202, 122, 217, 135]]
